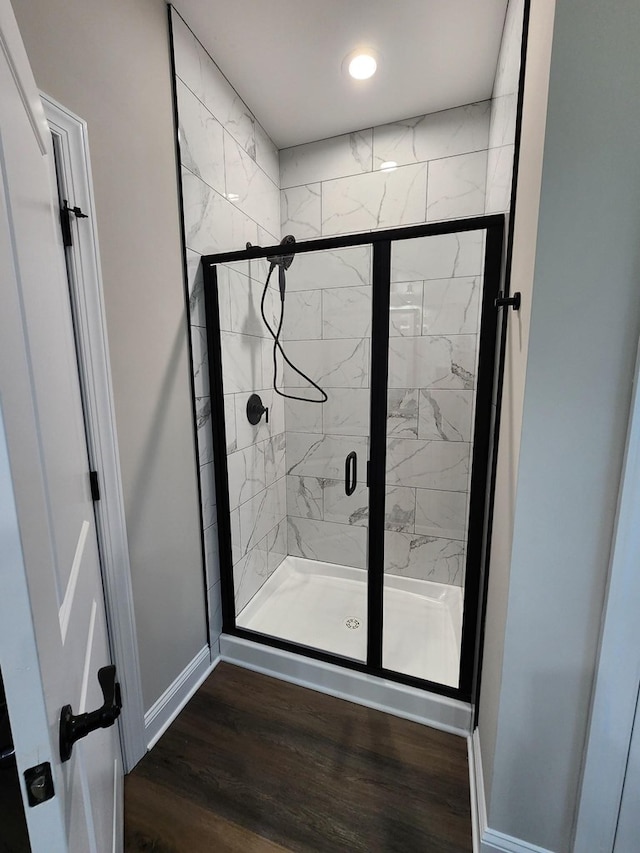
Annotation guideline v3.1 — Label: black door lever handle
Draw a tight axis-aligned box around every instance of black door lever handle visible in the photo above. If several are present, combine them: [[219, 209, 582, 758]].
[[60, 665, 122, 762], [345, 451, 357, 496]]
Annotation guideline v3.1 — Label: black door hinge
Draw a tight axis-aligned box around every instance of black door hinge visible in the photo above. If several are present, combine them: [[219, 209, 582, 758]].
[[89, 471, 100, 501], [60, 199, 88, 247], [494, 291, 521, 311]]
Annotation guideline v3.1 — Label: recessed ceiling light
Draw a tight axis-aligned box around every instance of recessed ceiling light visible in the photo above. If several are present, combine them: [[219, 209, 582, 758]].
[[226, 192, 239, 202], [380, 161, 398, 172], [343, 49, 379, 81], [349, 53, 377, 79]]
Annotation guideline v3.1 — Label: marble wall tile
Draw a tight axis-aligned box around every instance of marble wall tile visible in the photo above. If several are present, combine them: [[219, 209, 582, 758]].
[[265, 519, 287, 574], [323, 480, 368, 527], [286, 475, 323, 520], [322, 286, 372, 339], [488, 93, 518, 150], [177, 78, 226, 195], [386, 438, 470, 491], [287, 432, 368, 479], [264, 433, 286, 485], [182, 168, 258, 256], [198, 43, 256, 159], [196, 396, 213, 466], [199, 460, 216, 529], [288, 517, 367, 569], [227, 441, 266, 509], [224, 394, 237, 453], [191, 325, 209, 398], [322, 164, 427, 235], [384, 486, 416, 532], [254, 121, 280, 186], [485, 145, 515, 215], [239, 476, 286, 555], [233, 544, 268, 614], [373, 102, 490, 169], [281, 184, 322, 239], [426, 151, 487, 222], [233, 388, 285, 450], [391, 231, 484, 282], [388, 335, 476, 390], [280, 130, 373, 189], [384, 531, 465, 585], [283, 338, 369, 388], [414, 488, 467, 540], [219, 264, 270, 338], [223, 132, 279, 237], [323, 388, 370, 436], [281, 290, 322, 341], [204, 522, 220, 588], [422, 276, 481, 335], [284, 391, 323, 433], [418, 390, 474, 442], [285, 246, 371, 292], [390, 282, 423, 337], [186, 249, 206, 328], [230, 507, 241, 560], [220, 331, 263, 394], [171, 12, 203, 102], [387, 389, 419, 438]]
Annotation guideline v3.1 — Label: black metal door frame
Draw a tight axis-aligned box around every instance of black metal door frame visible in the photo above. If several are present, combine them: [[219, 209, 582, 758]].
[[202, 214, 505, 703]]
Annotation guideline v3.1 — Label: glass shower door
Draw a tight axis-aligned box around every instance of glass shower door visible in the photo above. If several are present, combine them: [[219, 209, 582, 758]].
[[382, 228, 490, 689], [213, 245, 374, 663]]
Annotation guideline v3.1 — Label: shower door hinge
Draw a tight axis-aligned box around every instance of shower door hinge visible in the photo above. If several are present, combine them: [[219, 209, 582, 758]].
[[59, 199, 88, 247], [89, 471, 100, 502], [494, 291, 521, 311]]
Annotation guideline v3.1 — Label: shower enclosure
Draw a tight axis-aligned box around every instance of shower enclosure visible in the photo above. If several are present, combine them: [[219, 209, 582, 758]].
[[203, 215, 503, 701]]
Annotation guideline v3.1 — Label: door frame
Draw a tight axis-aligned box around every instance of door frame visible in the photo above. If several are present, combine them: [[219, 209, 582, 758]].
[[573, 338, 640, 850], [202, 214, 504, 703], [41, 94, 146, 772]]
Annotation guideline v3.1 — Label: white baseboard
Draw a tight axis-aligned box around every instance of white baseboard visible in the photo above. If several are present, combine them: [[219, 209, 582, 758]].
[[220, 634, 471, 736], [144, 646, 220, 750], [469, 729, 555, 853]]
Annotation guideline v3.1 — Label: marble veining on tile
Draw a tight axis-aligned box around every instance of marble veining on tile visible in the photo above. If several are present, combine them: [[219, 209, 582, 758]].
[[280, 129, 373, 189], [286, 475, 323, 520], [384, 486, 416, 532], [281, 184, 322, 238], [422, 276, 481, 335], [283, 338, 370, 389], [418, 390, 474, 442], [391, 231, 484, 283], [387, 389, 419, 438], [373, 101, 490, 169], [323, 388, 370, 436], [285, 246, 371, 292], [390, 281, 424, 337], [384, 531, 465, 585], [388, 335, 476, 390], [426, 151, 488, 222], [386, 438, 470, 491], [195, 396, 213, 466], [288, 516, 367, 569], [322, 286, 372, 339], [176, 78, 225, 196], [414, 488, 468, 540], [322, 163, 428, 236]]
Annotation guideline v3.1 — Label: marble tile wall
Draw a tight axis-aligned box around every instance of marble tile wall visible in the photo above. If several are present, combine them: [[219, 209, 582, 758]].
[[280, 101, 490, 238], [485, 0, 525, 213], [171, 8, 284, 626], [280, 97, 488, 588]]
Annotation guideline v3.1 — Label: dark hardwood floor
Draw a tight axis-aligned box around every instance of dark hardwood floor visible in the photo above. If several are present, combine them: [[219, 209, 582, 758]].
[[125, 663, 472, 852]]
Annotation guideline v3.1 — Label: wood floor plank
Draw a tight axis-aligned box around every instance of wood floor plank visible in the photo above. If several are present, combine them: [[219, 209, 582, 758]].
[[125, 663, 472, 852]]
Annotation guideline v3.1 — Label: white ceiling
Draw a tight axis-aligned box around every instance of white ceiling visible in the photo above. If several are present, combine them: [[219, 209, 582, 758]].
[[174, 0, 509, 149]]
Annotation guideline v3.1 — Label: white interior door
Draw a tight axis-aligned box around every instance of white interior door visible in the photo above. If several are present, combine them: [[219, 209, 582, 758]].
[[0, 3, 123, 851]]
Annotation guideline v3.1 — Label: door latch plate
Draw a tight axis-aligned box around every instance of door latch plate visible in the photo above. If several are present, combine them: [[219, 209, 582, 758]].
[[24, 761, 55, 807]]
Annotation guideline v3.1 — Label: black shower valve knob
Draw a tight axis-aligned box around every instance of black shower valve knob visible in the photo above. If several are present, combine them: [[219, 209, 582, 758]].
[[246, 394, 268, 426]]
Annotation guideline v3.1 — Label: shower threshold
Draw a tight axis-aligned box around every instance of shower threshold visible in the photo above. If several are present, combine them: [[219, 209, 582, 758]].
[[236, 556, 463, 688]]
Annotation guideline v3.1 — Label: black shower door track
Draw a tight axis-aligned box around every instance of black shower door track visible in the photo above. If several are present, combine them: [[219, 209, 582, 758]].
[[202, 214, 505, 705]]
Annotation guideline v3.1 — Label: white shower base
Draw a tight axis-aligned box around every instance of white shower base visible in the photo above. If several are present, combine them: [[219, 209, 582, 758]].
[[236, 555, 463, 688]]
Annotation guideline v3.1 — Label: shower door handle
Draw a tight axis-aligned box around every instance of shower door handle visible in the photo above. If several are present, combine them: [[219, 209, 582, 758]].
[[345, 451, 357, 496]]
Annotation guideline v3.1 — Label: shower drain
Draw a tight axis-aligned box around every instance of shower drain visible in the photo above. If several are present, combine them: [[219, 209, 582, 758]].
[[344, 618, 361, 630]]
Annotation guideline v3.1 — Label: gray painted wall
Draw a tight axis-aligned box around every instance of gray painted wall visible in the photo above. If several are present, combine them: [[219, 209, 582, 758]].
[[12, 0, 207, 711], [481, 0, 640, 849]]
